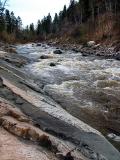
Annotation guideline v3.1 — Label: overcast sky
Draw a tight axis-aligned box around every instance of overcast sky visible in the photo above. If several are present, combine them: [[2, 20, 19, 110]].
[[7, 0, 71, 27]]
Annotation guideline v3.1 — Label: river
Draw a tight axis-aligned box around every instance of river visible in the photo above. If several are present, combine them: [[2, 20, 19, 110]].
[[16, 43, 120, 148]]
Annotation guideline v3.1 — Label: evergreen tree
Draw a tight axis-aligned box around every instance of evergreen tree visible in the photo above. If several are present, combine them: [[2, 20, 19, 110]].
[[67, 0, 77, 23], [61, 5, 67, 21], [17, 16, 22, 30], [36, 20, 41, 35], [41, 13, 52, 35], [46, 13, 52, 34], [29, 23, 35, 36], [0, 14, 5, 31], [10, 11, 16, 33], [5, 9, 11, 33], [52, 13, 59, 33]]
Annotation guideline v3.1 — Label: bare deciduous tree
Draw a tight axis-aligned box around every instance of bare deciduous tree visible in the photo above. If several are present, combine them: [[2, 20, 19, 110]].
[[0, 0, 8, 14]]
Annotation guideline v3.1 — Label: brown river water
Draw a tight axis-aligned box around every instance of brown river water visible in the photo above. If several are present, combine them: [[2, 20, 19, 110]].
[[16, 43, 120, 148]]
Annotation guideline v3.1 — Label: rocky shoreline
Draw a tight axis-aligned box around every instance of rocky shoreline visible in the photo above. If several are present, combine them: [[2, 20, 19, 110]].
[[0, 42, 120, 160], [47, 40, 120, 61], [0, 40, 120, 67]]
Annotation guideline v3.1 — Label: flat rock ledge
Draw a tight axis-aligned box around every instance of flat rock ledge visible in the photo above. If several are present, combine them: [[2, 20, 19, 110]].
[[0, 64, 120, 160]]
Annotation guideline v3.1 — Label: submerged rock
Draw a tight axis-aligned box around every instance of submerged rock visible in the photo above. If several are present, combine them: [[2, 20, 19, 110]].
[[40, 55, 53, 59], [53, 49, 63, 54], [71, 48, 80, 53], [50, 62, 56, 67], [36, 43, 41, 46], [82, 52, 89, 57]]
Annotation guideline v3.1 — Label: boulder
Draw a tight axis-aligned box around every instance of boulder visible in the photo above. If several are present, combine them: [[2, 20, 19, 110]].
[[53, 49, 63, 54], [36, 43, 41, 46], [49, 62, 56, 67], [72, 48, 79, 53], [87, 41, 96, 47], [114, 52, 120, 60], [40, 55, 52, 59], [82, 53, 89, 57]]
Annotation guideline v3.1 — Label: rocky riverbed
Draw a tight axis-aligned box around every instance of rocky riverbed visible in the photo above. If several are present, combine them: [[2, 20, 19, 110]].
[[0, 42, 120, 160]]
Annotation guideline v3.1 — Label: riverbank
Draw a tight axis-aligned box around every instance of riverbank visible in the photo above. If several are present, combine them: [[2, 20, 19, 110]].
[[46, 40, 120, 61], [0, 60, 89, 160], [0, 42, 120, 159]]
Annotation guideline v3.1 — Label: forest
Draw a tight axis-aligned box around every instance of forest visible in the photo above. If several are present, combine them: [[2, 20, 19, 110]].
[[0, 0, 120, 43]]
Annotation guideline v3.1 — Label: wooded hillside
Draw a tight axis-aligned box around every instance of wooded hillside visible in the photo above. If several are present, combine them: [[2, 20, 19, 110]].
[[0, 0, 120, 44], [26, 0, 120, 44], [0, 0, 22, 42]]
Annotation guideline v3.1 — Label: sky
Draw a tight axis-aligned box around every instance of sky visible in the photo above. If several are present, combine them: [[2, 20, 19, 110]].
[[7, 0, 71, 27]]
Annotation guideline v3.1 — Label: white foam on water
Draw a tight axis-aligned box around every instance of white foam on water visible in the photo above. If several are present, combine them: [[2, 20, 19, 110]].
[[108, 133, 120, 142]]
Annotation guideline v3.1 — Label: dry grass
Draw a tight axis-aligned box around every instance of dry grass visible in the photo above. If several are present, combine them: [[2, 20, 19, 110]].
[[0, 31, 16, 43], [54, 12, 120, 45]]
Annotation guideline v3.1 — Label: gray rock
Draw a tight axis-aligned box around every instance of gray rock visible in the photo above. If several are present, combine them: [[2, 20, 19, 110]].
[[87, 41, 96, 47], [15, 97, 24, 105], [82, 52, 89, 57], [1, 88, 16, 100], [36, 43, 41, 46], [40, 55, 51, 59], [115, 52, 120, 60], [72, 48, 79, 53], [53, 49, 63, 54], [49, 62, 56, 67], [7, 94, 16, 100]]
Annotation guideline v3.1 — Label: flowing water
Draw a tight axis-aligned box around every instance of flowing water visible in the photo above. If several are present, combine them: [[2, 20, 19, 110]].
[[16, 43, 120, 145]]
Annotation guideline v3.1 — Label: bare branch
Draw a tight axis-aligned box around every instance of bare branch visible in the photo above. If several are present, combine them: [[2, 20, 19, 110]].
[[0, 0, 8, 14], [2, 0, 8, 8]]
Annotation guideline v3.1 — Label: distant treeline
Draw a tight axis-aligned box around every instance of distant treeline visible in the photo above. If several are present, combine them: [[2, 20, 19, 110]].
[[0, 0, 22, 42], [23, 0, 120, 41], [0, 9, 22, 34], [0, 0, 120, 42]]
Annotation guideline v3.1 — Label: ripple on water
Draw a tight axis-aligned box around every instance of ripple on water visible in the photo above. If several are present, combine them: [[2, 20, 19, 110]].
[[94, 80, 120, 88], [17, 44, 120, 138], [22, 46, 120, 111]]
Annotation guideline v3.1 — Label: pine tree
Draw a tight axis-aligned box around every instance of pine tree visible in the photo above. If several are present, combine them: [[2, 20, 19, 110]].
[[29, 23, 35, 36], [41, 13, 52, 35], [46, 13, 52, 34], [17, 16, 22, 30], [67, 0, 77, 23], [10, 11, 16, 33], [36, 20, 42, 35], [52, 13, 59, 33], [0, 14, 5, 31], [5, 9, 11, 33]]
